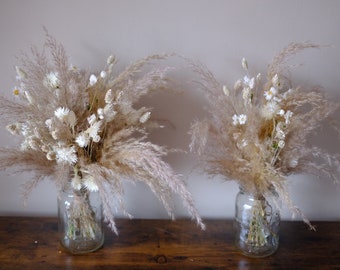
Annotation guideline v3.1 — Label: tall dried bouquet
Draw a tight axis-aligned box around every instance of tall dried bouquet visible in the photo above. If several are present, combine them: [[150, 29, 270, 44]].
[[189, 43, 340, 229], [0, 33, 204, 235]]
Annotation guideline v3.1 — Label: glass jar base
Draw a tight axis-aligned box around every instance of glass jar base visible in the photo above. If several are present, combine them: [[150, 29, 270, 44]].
[[236, 241, 278, 258], [60, 237, 104, 254]]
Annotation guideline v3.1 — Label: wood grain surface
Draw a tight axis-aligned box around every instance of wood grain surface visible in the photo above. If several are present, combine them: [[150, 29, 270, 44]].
[[0, 217, 339, 269]]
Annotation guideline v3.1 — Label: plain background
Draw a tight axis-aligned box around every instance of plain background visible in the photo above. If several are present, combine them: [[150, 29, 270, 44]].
[[0, 0, 339, 222]]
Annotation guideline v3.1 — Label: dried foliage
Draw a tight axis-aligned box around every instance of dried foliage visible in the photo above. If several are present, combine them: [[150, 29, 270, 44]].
[[0, 33, 204, 234], [189, 43, 340, 228]]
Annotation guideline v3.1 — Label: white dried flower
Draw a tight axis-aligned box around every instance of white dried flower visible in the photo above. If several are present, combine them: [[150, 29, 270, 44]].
[[276, 129, 286, 140], [44, 72, 59, 88], [83, 175, 99, 192], [241, 57, 248, 71], [97, 108, 105, 120], [278, 140, 285, 149], [55, 107, 70, 120], [238, 114, 247, 125], [76, 132, 90, 148], [66, 111, 77, 127], [64, 201, 70, 208], [139, 112, 151, 123], [92, 134, 101, 143], [104, 89, 113, 104], [97, 105, 116, 121], [285, 110, 293, 124], [278, 109, 285, 116], [222, 85, 230, 96], [55, 146, 77, 164], [232, 114, 247, 125], [107, 55, 115, 65], [20, 123, 29, 137], [87, 120, 102, 142], [51, 130, 58, 140], [89, 74, 97, 86], [54, 107, 77, 128], [232, 114, 239, 126], [261, 101, 279, 119], [100, 71, 107, 78], [15, 66, 27, 79], [45, 119, 53, 129], [87, 114, 97, 125], [243, 76, 255, 89], [264, 87, 278, 101]]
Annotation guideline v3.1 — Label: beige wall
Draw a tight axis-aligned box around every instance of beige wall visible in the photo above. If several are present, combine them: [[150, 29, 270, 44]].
[[0, 0, 339, 221]]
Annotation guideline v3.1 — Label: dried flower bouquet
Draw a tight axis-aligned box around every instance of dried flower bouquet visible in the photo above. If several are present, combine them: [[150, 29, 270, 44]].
[[189, 43, 340, 230], [0, 33, 204, 235]]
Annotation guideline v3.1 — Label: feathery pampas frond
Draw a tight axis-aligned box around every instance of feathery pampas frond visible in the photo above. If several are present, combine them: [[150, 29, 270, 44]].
[[189, 43, 340, 229], [0, 32, 205, 233]]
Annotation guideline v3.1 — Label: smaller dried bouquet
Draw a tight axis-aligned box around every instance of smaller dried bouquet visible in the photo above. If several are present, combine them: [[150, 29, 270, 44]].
[[189, 43, 340, 229], [0, 33, 204, 237]]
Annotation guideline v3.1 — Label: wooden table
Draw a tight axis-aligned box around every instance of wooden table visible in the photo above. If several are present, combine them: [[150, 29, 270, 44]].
[[0, 217, 339, 269]]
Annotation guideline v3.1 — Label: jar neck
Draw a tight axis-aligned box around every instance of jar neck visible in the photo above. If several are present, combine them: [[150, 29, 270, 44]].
[[239, 184, 276, 200]]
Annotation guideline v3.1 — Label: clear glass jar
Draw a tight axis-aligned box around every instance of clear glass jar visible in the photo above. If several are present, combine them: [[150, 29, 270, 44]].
[[234, 186, 280, 257], [58, 183, 104, 254]]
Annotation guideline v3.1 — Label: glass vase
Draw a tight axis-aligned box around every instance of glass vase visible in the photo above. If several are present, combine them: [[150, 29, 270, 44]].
[[234, 186, 280, 257], [58, 182, 104, 254]]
